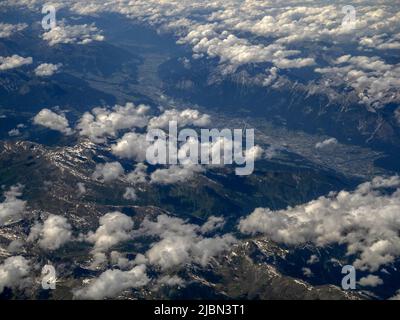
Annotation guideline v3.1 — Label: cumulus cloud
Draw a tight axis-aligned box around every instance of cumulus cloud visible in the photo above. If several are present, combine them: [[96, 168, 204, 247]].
[[0, 256, 31, 294], [42, 22, 104, 46], [7, 240, 24, 254], [110, 132, 149, 162], [27, 215, 73, 251], [77, 182, 86, 195], [359, 275, 383, 287], [150, 165, 204, 185], [145, 132, 262, 184], [34, 63, 61, 76], [77, 103, 149, 143], [263, 67, 278, 87], [0, 55, 32, 71], [123, 187, 137, 201], [239, 176, 400, 272], [157, 275, 185, 287], [108, 109, 225, 167], [78, 1, 399, 106], [360, 34, 400, 51], [315, 138, 338, 149], [72, 102, 255, 182], [390, 290, 400, 300], [0, 185, 26, 226], [274, 57, 315, 69], [138, 214, 199, 239], [302, 267, 313, 277], [126, 163, 148, 184], [74, 264, 149, 299], [110, 251, 135, 270], [8, 128, 21, 137], [92, 162, 124, 183], [33, 109, 73, 135], [200, 216, 225, 234], [191, 234, 237, 266], [4, 1, 400, 108], [315, 55, 400, 107], [146, 237, 192, 269], [86, 212, 134, 254], [146, 233, 235, 270], [245, 145, 264, 162], [137, 214, 235, 270], [148, 109, 211, 129], [0, 23, 27, 38], [179, 28, 314, 73], [307, 255, 320, 265]]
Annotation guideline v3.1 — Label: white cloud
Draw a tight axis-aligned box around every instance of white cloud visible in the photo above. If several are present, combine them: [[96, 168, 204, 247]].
[[315, 55, 400, 107], [245, 145, 263, 162], [60, 0, 397, 106], [146, 236, 192, 269], [191, 234, 236, 267], [359, 275, 383, 287], [77, 103, 149, 143], [307, 255, 320, 265], [360, 34, 400, 50], [110, 251, 134, 270], [0, 256, 31, 294], [0, 55, 32, 71], [146, 233, 235, 270], [7, 240, 24, 254], [157, 275, 185, 287], [138, 214, 235, 270], [150, 165, 204, 185], [33, 109, 73, 135], [86, 212, 134, 254], [77, 182, 86, 195], [390, 290, 400, 300], [8, 128, 21, 137], [110, 132, 149, 162], [34, 63, 61, 77], [92, 162, 124, 183], [274, 57, 315, 69], [27, 215, 72, 251], [0, 23, 27, 38], [90, 252, 107, 269], [178, 135, 263, 168], [315, 138, 338, 149], [302, 267, 313, 277], [148, 109, 211, 129], [178, 28, 314, 73], [133, 253, 148, 266], [239, 176, 400, 272], [126, 163, 148, 184], [200, 216, 225, 234], [263, 67, 278, 87], [123, 187, 137, 201], [0, 185, 26, 226], [73, 264, 149, 300], [4, 1, 400, 101], [138, 214, 198, 239], [42, 22, 104, 46], [1, 0, 58, 10]]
